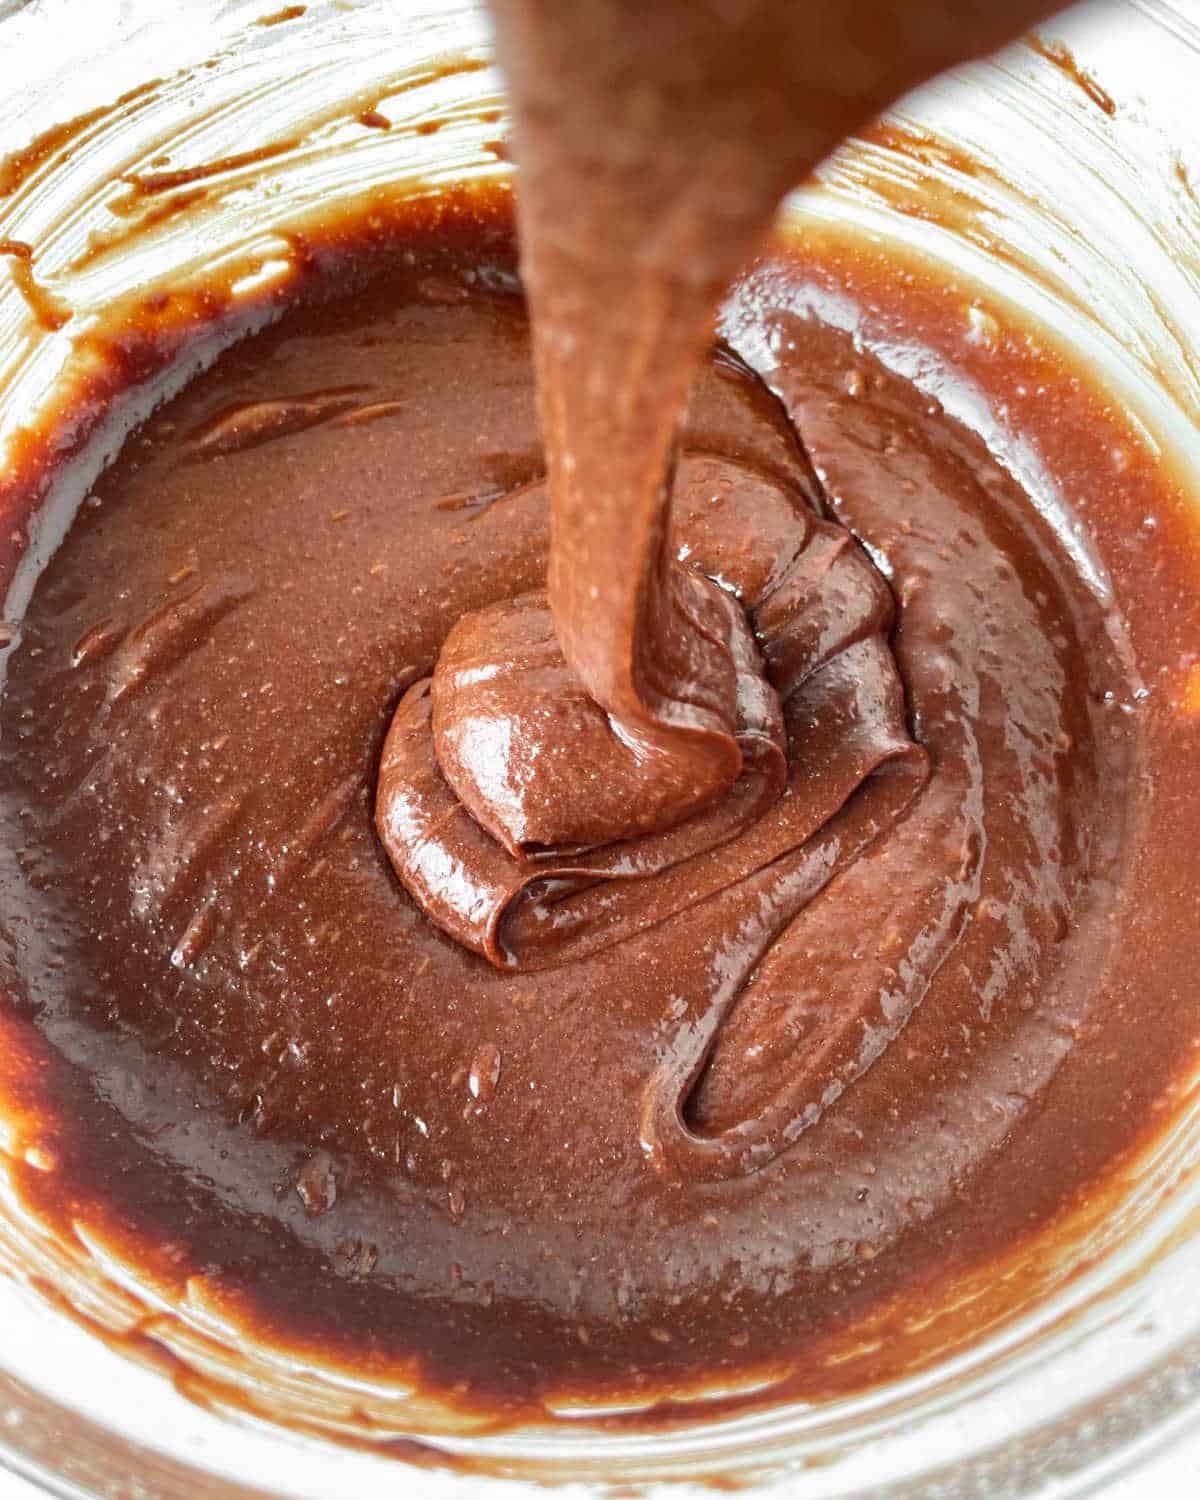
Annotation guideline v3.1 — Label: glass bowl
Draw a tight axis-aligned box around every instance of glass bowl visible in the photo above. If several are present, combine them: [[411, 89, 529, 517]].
[[1, 1, 1200, 1494]]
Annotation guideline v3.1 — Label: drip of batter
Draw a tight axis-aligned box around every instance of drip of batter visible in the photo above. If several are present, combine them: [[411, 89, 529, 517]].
[[377, 0, 1066, 1167], [486, 0, 1071, 835], [381, 0, 1066, 878]]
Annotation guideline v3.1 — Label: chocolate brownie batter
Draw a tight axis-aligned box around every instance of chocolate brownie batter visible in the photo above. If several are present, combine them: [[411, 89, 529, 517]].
[[381, 0, 1069, 953], [0, 0, 1199, 1437]]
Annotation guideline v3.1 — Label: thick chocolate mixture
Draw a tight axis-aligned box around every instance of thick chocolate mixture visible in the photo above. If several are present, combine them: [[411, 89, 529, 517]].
[[381, 0, 1067, 915], [2, 197, 1198, 1407], [0, 0, 1199, 1429]]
